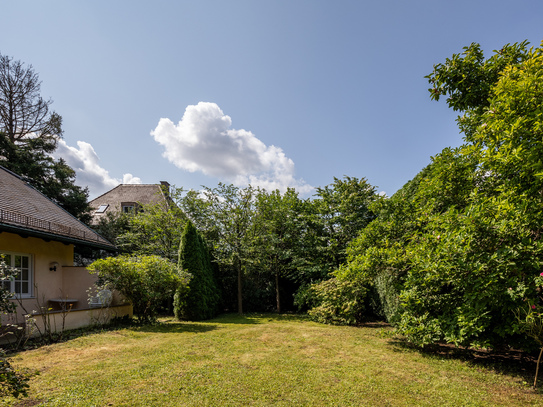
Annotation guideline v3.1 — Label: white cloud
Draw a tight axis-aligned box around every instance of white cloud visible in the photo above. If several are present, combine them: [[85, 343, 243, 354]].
[[53, 139, 141, 198], [151, 102, 312, 194]]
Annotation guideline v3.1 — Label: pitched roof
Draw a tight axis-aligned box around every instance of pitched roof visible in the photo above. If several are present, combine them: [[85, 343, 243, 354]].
[[89, 183, 169, 223], [0, 166, 115, 250]]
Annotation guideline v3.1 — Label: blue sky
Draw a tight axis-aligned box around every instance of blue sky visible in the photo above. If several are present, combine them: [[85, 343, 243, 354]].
[[2, 1, 542, 199]]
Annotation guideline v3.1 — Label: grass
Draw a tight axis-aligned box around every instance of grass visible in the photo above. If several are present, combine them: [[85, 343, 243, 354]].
[[2, 313, 543, 406]]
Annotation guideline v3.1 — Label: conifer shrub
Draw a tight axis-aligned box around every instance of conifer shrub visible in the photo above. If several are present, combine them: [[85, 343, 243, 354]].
[[174, 221, 220, 321]]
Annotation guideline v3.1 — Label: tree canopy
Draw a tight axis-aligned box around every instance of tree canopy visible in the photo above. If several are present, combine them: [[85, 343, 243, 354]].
[[316, 40, 543, 350], [0, 53, 90, 222]]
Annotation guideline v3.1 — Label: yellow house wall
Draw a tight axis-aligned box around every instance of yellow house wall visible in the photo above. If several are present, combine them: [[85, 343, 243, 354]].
[[60, 267, 125, 308], [1, 232, 74, 321], [1, 232, 129, 328], [61, 266, 98, 308]]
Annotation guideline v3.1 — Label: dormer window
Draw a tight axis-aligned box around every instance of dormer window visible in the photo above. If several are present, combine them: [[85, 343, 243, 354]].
[[96, 204, 108, 214], [121, 202, 137, 214]]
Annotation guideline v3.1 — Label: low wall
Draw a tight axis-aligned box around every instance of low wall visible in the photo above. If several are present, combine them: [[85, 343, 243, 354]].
[[27, 304, 133, 336]]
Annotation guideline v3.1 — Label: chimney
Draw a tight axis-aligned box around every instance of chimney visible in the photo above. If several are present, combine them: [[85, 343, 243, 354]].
[[160, 181, 170, 196]]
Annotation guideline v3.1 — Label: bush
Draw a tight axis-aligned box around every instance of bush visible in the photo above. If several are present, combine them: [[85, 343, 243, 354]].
[[0, 351, 30, 398], [89, 255, 190, 322], [1, 257, 30, 399], [0, 255, 16, 317], [306, 277, 367, 325]]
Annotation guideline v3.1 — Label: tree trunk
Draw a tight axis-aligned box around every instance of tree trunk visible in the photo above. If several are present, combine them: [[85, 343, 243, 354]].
[[236, 255, 243, 315], [275, 271, 281, 313], [534, 345, 543, 388]]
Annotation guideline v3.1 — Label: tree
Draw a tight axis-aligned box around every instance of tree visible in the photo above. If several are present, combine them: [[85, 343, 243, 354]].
[[389, 41, 543, 348], [0, 53, 90, 222], [116, 200, 187, 261], [426, 41, 531, 140], [0, 255, 17, 319], [312, 176, 378, 271], [181, 184, 256, 314], [0, 53, 61, 144], [315, 42, 543, 349], [252, 188, 305, 312]]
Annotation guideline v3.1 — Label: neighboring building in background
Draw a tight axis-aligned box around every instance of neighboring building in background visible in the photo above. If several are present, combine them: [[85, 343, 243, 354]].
[[0, 165, 132, 334], [89, 182, 171, 224]]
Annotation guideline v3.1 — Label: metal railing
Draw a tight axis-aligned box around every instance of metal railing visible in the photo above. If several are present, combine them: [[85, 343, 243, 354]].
[[0, 208, 110, 245]]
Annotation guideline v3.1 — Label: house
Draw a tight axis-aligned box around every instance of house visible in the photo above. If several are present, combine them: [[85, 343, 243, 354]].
[[0, 165, 132, 335], [89, 182, 170, 224]]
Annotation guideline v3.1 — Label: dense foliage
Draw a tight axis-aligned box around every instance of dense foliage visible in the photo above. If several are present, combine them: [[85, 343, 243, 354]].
[[88, 255, 190, 322], [311, 41, 543, 351], [302, 277, 367, 325], [116, 200, 187, 261], [176, 178, 379, 314]]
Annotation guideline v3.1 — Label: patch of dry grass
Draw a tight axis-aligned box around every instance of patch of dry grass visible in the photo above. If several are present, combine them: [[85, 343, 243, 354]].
[[2, 314, 542, 406]]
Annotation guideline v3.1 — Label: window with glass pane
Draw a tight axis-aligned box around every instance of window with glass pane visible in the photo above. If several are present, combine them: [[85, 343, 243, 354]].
[[1, 253, 32, 297]]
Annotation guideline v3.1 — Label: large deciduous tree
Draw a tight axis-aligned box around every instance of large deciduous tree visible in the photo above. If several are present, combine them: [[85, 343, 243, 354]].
[[251, 188, 305, 313], [181, 183, 256, 314], [0, 54, 61, 144], [116, 200, 187, 261], [312, 176, 378, 271], [0, 53, 90, 222]]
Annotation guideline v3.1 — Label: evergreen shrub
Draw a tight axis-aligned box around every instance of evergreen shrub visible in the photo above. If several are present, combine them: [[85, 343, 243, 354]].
[[175, 221, 220, 320]]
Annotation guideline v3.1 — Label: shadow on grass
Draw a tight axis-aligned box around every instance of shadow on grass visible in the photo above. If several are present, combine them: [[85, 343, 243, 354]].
[[211, 312, 310, 324], [133, 321, 218, 334], [124, 313, 309, 335], [357, 321, 392, 329], [131, 312, 318, 335], [388, 337, 538, 386]]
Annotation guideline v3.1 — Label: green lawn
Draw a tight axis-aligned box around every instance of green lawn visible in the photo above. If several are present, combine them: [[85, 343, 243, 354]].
[[2, 314, 542, 406]]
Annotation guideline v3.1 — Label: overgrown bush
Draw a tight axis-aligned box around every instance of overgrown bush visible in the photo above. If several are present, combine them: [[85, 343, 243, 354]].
[[306, 277, 367, 325], [89, 255, 190, 322], [0, 350, 30, 398]]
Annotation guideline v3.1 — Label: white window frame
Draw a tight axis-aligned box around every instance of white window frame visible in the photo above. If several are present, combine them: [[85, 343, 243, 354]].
[[95, 204, 109, 214], [1, 251, 33, 298]]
